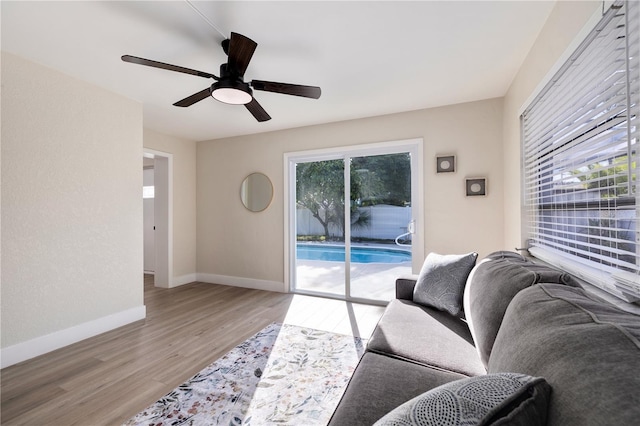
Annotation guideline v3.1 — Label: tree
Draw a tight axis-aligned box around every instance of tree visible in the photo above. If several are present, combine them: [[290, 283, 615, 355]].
[[352, 153, 411, 206], [296, 160, 345, 239], [296, 153, 412, 239], [572, 155, 636, 198], [296, 159, 371, 240]]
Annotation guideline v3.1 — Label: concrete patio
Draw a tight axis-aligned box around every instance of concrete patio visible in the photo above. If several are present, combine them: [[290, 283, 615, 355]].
[[295, 259, 413, 302]]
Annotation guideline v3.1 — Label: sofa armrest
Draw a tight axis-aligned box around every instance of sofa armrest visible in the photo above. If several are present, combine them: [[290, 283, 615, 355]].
[[396, 275, 419, 300]]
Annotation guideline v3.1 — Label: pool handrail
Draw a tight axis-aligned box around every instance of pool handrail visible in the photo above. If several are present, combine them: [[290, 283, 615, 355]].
[[395, 231, 412, 247]]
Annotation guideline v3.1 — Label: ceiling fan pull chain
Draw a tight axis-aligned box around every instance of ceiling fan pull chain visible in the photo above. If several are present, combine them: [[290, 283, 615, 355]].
[[183, 0, 227, 40]]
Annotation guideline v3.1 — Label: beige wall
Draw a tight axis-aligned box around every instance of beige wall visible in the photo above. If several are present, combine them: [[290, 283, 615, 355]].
[[1, 53, 144, 356], [143, 128, 197, 284], [502, 1, 600, 249], [197, 98, 505, 290]]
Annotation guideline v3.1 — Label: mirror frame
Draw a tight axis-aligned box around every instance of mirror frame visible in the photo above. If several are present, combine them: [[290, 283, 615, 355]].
[[240, 172, 273, 212]]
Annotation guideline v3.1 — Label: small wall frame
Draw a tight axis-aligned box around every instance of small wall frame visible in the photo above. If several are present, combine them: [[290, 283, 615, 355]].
[[436, 155, 456, 173], [466, 178, 487, 196]]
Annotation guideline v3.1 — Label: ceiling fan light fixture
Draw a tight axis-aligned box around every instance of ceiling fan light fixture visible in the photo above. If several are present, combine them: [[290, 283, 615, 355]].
[[211, 80, 252, 105], [122, 32, 320, 121]]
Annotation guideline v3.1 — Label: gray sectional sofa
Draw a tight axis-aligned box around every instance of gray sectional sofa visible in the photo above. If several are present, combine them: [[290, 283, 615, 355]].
[[328, 251, 640, 425]]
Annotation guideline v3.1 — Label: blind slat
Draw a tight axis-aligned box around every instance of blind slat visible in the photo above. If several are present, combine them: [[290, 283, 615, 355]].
[[522, 0, 639, 302]]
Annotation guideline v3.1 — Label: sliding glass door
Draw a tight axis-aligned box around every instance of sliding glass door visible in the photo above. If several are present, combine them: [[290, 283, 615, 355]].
[[349, 153, 413, 300], [295, 158, 347, 297], [286, 139, 422, 304]]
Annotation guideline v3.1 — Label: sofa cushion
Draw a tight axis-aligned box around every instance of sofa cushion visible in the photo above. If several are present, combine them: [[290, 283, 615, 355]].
[[463, 255, 579, 367], [413, 252, 478, 316], [484, 250, 528, 261], [488, 284, 640, 426], [367, 299, 486, 376], [328, 352, 467, 426], [374, 373, 551, 426]]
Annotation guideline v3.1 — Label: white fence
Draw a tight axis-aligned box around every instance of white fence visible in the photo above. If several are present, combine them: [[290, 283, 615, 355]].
[[296, 205, 412, 240]]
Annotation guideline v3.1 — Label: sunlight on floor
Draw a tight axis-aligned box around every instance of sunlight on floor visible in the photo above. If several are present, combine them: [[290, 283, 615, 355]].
[[282, 294, 386, 339]]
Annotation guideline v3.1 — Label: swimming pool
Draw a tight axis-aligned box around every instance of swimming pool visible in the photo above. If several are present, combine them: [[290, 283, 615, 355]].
[[296, 244, 411, 264]]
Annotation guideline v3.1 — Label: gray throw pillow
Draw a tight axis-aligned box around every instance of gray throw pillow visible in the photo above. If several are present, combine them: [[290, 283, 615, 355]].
[[413, 252, 478, 316], [374, 373, 551, 426]]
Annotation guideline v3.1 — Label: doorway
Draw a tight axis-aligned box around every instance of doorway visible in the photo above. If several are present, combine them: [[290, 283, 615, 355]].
[[143, 158, 155, 273], [143, 149, 173, 288], [285, 139, 423, 304]]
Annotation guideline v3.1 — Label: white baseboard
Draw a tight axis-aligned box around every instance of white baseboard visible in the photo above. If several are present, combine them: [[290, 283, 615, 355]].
[[1, 273, 282, 368], [172, 273, 197, 287], [197, 273, 286, 293], [1, 305, 146, 369]]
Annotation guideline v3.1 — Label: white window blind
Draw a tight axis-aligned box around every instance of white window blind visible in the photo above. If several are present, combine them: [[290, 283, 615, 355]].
[[522, 0, 639, 302]]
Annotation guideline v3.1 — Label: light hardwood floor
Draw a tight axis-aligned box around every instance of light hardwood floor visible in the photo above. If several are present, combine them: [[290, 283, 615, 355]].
[[1, 276, 385, 425]]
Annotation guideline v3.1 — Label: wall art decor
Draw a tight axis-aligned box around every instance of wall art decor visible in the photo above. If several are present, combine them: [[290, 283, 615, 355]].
[[436, 155, 456, 173], [466, 178, 487, 196]]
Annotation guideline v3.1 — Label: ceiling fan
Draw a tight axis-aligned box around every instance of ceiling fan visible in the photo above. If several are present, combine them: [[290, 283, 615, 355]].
[[122, 32, 321, 122]]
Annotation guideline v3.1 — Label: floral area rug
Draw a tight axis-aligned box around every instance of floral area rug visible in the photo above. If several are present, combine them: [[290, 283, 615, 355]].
[[124, 323, 366, 426]]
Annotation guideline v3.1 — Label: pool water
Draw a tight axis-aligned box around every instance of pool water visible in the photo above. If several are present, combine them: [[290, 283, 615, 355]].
[[297, 245, 411, 264]]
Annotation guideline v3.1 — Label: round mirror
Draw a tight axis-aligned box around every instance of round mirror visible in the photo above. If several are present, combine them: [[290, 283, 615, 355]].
[[240, 173, 273, 212]]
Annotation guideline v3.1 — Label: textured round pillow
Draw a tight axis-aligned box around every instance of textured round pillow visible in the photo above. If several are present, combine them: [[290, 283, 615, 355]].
[[374, 373, 551, 426]]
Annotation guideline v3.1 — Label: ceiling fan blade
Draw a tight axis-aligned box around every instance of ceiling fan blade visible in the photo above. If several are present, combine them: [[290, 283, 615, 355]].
[[245, 98, 271, 122], [251, 80, 321, 99], [121, 55, 216, 79], [227, 32, 257, 77], [173, 87, 211, 107]]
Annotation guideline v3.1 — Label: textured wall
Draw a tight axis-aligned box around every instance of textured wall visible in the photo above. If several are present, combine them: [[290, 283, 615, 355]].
[[197, 98, 504, 288], [1, 52, 144, 348]]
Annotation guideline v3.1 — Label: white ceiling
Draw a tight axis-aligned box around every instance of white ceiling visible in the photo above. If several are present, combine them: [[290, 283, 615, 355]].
[[1, 1, 556, 142]]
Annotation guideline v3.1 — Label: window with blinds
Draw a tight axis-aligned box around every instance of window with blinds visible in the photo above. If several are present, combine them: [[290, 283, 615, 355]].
[[522, 0, 639, 302]]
